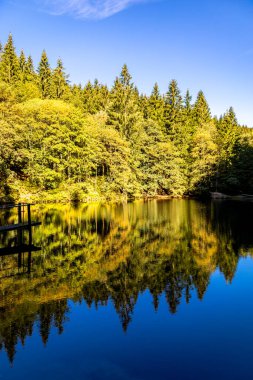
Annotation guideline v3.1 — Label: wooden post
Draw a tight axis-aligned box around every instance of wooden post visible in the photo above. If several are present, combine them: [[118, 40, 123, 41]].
[[18, 203, 22, 224], [27, 204, 31, 226], [28, 209, 32, 246], [17, 204, 22, 264], [18, 204, 25, 269], [28, 204, 32, 274]]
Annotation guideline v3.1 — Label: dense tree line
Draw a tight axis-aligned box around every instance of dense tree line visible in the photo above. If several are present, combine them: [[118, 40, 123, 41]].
[[0, 34, 253, 201]]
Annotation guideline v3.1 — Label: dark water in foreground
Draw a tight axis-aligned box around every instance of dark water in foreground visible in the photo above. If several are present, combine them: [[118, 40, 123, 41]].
[[1, 199, 253, 380]]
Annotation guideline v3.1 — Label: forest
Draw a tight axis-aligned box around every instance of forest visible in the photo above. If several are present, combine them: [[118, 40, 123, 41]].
[[0, 34, 253, 202]]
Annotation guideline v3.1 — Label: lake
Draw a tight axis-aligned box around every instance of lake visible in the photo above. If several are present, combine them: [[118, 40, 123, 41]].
[[1, 199, 253, 380]]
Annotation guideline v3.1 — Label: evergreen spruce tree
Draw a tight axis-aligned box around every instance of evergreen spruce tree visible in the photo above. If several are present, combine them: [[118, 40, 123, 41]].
[[52, 58, 69, 98], [215, 107, 240, 191], [146, 83, 164, 127], [139, 93, 149, 119], [92, 79, 109, 113], [120, 63, 132, 86], [189, 91, 217, 193], [97, 83, 110, 112], [24, 55, 37, 83], [164, 79, 184, 142], [82, 80, 109, 114], [182, 89, 195, 137], [70, 83, 83, 108], [82, 81, 94, 113], [193, 91, 211, 126], [37, 50, 52, 99], [0, 34, 20, 84], [14, 49, 40, 101], [19, 50, 26, 72], [107, 65, 141, 138], [164, 80, 189, 167], [184, 90, 192, 116], [26, 55, 35, 75], [180, 90, 195, 138], [177, 89, 195, 187], [19, 50, 27, 83]]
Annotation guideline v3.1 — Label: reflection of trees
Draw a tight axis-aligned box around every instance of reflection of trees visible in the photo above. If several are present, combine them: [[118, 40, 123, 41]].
[[0, 300, 68, 363], [1, 199, 253, 362]]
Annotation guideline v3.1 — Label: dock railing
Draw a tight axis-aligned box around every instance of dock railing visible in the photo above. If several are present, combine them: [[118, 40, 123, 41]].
[[0, 203, 41, 232], [0, 203, 41, 275]]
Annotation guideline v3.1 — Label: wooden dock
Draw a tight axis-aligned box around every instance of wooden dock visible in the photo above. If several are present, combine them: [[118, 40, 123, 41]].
[[0, 222, 41, 232], [0, 203, 41, 233], [0, 203, 41, 275], [0, 244, 41, 256]]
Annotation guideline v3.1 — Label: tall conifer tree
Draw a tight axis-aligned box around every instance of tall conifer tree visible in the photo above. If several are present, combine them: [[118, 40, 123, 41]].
[[107, 65, 141, 138], [164, 80, 183, 137], [215, 107, 240, 191], [189, 91, 217, 193], [24, 55, 37, 82], [193, 91, 211, 126], [19, 50, 27, 83], [26, 55, 35, 75], [147, 83, 164, 127], [38, 50, 52, 99], [0, 34, 20, 83], [184, 90, 192, 115], [52, 58, 68, 98]]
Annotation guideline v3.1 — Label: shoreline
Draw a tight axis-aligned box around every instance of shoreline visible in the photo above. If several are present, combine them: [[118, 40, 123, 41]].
[[2, 189, 253, 205]]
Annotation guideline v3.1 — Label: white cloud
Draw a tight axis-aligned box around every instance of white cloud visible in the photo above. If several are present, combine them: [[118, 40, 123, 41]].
[[39, 0, 147, 19]]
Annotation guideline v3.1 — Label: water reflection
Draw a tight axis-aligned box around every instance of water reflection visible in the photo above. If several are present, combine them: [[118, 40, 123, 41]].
[[1, 199, 253, 363]]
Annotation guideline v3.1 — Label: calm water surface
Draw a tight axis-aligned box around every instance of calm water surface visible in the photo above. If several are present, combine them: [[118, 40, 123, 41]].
[[1, 199, 253, 380]]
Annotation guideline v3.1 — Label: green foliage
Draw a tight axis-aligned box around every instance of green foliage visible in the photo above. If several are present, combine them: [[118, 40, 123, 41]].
[[0, 34, 20, 84], [146, 83, 164, 127], [82, 80, 109, 114], [107, 65, 141, 139], [193, 91, 211, 126], [189, 126, 218, 193], [131, 120, 187, 195], [0, 35, 252, 201], [164, 80, 183, 136], [52, 59, 69, 99], [38, 50, 52, 99]]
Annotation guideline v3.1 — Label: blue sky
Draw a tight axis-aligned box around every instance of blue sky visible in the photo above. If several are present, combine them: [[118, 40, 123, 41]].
[[0, 0, 253, 126]]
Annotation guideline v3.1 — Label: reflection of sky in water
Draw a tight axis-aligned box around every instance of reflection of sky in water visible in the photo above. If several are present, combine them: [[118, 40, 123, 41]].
[[1, 200, 253, 379]]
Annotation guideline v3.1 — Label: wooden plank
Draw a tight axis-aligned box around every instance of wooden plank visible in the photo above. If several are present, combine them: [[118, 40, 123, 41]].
[[0, 203, 34, 210], [0, 245, 41, 256], [0, 222, 41, 232]]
